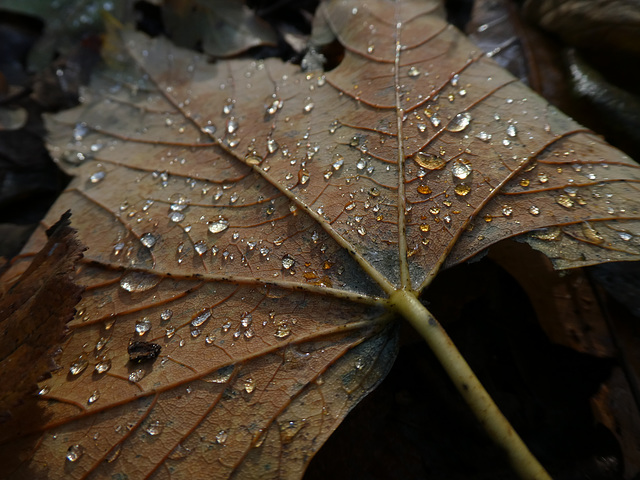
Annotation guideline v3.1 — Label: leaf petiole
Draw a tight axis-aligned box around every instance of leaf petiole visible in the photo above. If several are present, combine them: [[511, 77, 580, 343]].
[[390, 289, 552, 480]]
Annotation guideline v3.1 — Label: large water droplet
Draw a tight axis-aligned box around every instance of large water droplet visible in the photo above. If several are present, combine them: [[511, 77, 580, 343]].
[[129, 368, 145, 382], [89, 170, 106, 184], [208, 217, 229, 234], [216, 430, 228, 444], [135, 318, 151, 335], [69, 357, 88, 376], [120, 271, 161, 292], [414, 152, 446, 170], [454, 183, 471, 196], [192, 310, 211, 328], [140, 233, 157, 248], [451, 159, 472, 180], [506, 124, 517, 137], [267, 138, 279, 153], [95, 359, 111, 374], [447, 112, 471, 132], [244, 377, 256, 393], [282, 254, 295, 270]]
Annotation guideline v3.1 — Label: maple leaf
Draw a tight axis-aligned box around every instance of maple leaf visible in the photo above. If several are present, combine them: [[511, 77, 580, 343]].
[[2, 0, 640, 478]]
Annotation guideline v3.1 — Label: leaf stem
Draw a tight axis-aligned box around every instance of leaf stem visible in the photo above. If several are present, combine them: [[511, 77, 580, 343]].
[[390, 289, 552, 480]]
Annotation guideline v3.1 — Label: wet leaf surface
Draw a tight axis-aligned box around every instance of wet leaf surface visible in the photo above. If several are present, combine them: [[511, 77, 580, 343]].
[[2, 0, 640, 478]]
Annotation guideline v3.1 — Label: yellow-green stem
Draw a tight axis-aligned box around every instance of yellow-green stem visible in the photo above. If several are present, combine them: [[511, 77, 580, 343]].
[[390, 289, 552, 480]]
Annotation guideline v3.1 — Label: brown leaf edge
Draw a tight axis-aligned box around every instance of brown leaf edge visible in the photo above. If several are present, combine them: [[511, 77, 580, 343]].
[[0, 210, 86, 417]]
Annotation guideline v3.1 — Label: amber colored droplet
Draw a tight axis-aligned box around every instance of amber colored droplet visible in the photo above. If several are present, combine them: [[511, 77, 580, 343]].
[[484, 215, 492, 222], [519, 179, 530, 187], [419, 224, 430, 232], [303, 272, 318, 280], [414, 152, 446, 170], [417, 185, 432, 195], [454, 183, 471, 196]]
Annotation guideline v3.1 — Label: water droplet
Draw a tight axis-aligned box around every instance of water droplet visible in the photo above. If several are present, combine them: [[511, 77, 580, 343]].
[[267, 138, 279, 153], [299, 168, 310, 185], [619, 232, 633, 241], [192, 310, 211, 328], [528, 206, 540, 216], [454, 183, 471, 196], [476, 131, 492, 142], [367, 44, 375, 53], [211, 429, 228, 446], [282, 254, 295, 270], [447, 112, 471, 132], [279, 420, 303, 444], [140, 233, 157, 248], [38, 385, 50, 396], [69, 357, 88, 376], [73, 122, 88, 141], [419, 223, 430, 232], [429, 113, 441, 127], [120, 271, 161, 292], [202, 124, 216, 135], [194, 240, 208, 255], [89, 170, 106, 183], [556, 195, 574, 208], [502, 205, 513, 216], [245, 153, 262, 166], [332, 155, 344, 170], [519, 179, 530, 187], [414, 152, 446, 170], [208, 217, 229, 234], [95, 360, 111, 374], [357, 226, 367, 236], [146, 420, 163, 436], [135, 318, 151, 335], [451, 159, 472, 180], [538, 173, 549, 183], [129, 369, 145, 383], [417, 185, 432, 195], [66, 444, 84, 462], [165, 326, 175, 339], [169, 211, 185, 222], [506, 124, 517, 137], [203, 365, 234, 383], [303, 101, 315, 113], [244, 377, 256, 393], [407, 66, 420, 77], [105, 444, 121, 463], [581, 223, 603, 244], [168, 444, 191, 460], [275, 323, 291, 338], [226, 118, 238, 134], [87, 390, 100, 405]]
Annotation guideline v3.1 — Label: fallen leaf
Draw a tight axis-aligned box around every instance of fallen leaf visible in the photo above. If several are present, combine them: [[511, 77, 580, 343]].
[[0, 211, 84, 413], [2, 0, 640, 478]]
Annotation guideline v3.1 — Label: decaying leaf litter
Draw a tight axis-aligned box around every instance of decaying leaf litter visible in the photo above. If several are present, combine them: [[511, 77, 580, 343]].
[[2, 0, 640, 478]]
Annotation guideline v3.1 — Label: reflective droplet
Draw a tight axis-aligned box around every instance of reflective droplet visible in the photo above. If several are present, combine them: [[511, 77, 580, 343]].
[[528, 206, 540, 216], [140, 233, 157, 248], [215, 430, 228, 445], [451, 159, 472, 180], [203, 365, 234, 383], [129, 368, 145, 382], [87, 390, 100, 405], [447, 112, 471, 132], [95, 360, 111, 374], [282, 254, 295, 270], [69, 357, 88, 376], [279, 420, 303, 444], [519, 179, 530, 187], [454, 183, 471, 196], [357, 226, 367, 236], [417, 185, 432, 195], [506, 124, 517, 137], [66, 444, 84, 462], [38, 386, 50, 396], [146, 420, 163, 436], [275, 323, 291, 338], [135, 318, 151, 335], [414, 152, 446, 170], [619, 232, 633, 241], [476, 131, 492, 142], [89, 170, 106, 184], [556, 195, 574, 208], [208, 217, 229, 234], [161, 309, 173, 321], [299, 168, 310, 185], [165, 326, 176, 339], [105, 444, 121, 463], [582, 222, 603, 244], [73, 122, 88, 141], [429, 113, 441, 127], [120, 271, 161, 292], [303, 101, 315, 113], [194, 240, 208, 255], [419, 223, 430, 232], [169, 211, 185, 222], [407, 66, 420, 77], [244, 377, 256, 393], [202, 124, 216, 135], [192, 310, 211, 328], [502, 205, 513, 216], [226, 118, 238, 134], [245, 153, 262, 165], [332, 155, 344, 170], [267, 138, 279, 153]]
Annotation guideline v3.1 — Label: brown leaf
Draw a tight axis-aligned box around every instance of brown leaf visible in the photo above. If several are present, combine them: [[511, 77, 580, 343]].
[[0, 211, 85, 414], [2, 0, 640, 478]]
